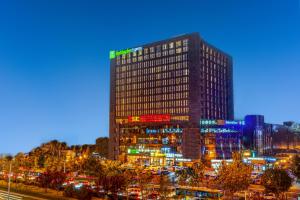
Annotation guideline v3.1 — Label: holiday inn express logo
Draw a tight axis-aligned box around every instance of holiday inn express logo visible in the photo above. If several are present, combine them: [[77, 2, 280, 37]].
[[109, 47, 142, 59]]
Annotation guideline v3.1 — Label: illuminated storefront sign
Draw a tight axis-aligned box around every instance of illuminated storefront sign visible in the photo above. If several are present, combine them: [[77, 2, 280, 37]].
[[175, 158, 192, 162], [109, 47, 142, 59], [200, 119, 245, 126], [146, 128, 183, 134], [128, 114, 171, 123], [200, 128, 239, 133], [165, 153, 183, 158], [127, 148, 139, 154]]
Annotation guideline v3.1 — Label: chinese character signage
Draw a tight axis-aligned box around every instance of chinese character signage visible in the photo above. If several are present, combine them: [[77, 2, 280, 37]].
[[128, 114, 171, 123]]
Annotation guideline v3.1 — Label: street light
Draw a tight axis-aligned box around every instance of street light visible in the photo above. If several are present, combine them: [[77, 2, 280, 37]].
[[6, 156, 14, 200]]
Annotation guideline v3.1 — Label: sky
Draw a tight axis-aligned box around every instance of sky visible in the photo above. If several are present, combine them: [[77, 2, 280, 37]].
[[0, 0, 299, 154]]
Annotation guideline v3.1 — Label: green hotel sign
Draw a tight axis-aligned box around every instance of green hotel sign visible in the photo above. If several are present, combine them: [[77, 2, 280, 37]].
[[109, 47, 142, 59], [109, 50, 116, 59]]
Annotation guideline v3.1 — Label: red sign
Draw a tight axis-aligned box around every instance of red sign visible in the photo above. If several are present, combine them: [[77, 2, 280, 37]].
[[128, 114, 171, 123]]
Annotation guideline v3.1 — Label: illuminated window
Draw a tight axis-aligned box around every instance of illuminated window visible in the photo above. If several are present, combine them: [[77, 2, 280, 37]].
[[150, 47, 155, 53], [162, 44, 167, 50], [176, 40, 182, 47], [176, 48, 182, 54], [183, 39, 188, 46]]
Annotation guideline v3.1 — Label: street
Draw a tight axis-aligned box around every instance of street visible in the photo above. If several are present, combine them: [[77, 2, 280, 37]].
[[0, 190, 46, 200]]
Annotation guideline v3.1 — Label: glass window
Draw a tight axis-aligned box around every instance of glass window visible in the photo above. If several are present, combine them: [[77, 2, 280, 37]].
[[138, 49, 143, 56], [150, 47, 155, 53], [162, 44, 168, 50], [176, 40, 182, 47], [176, 48, 182, 54], [183, 39, 188, 46]]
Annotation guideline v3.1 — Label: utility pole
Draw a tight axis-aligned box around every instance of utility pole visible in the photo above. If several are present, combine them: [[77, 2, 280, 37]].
[[7, 160, 12, 200]]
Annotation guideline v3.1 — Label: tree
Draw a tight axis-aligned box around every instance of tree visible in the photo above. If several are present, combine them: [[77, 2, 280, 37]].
[[122, 168, 136, 200], [175, 161, 205, 187], [95, 137, 109, 158], [261, 168, 292, 199], [37, 170, 66, 192], [291, 154, 300, 181], [82, 157, 103, 177], [189, 161, 205, 187], [159, 174, 173, 200], [37, 171, 53, 192], [49, 171, 67, 191], [215, 152, 252, 199], [175, 168, 189, 186], [136, 168, 153, 200], [37, 154, 46, 169]]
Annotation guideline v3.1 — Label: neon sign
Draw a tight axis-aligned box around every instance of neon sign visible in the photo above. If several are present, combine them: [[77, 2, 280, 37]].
[[200, 128, 239, 133], [145, 128, 183, 134], [128, 114, 171, 123], [109, 47, 142, 59], [127, 148, 139, 154], [165, 153, 183, 158], [200, 119, 245, 126]]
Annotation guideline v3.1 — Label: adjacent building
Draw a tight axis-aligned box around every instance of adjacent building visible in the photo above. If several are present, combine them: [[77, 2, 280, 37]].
[[200, 119, 245, 160], [272, 121, 300, 151], [109, 33, 234, 163], [243, 115, 273, 156]]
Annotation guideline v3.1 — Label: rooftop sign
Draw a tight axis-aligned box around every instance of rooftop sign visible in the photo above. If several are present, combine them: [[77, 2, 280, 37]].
[[109, 47, 142, 59]]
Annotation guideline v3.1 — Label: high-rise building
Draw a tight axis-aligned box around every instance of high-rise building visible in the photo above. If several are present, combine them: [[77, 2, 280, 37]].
[[109, 33, 234, 163]]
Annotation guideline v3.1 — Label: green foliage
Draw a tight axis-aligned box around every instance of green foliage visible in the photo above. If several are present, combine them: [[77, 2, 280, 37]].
[[82, 157, 103, 177], [215, 152, 252, 198], [175, 161, 205, 187], [291, 154, 300, 180], [37, 155, 45, 168], [37, 171, 52, 192], [261, 168, 292, 197], [37, 171, 66, 192]]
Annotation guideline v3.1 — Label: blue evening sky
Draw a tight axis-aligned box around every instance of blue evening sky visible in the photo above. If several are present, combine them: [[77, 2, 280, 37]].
[[0, 0, 299, 154]]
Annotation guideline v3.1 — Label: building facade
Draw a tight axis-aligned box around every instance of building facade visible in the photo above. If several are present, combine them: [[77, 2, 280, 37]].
[[272, 121, 300, 151], [109, 33, 233, 163], [243, 115, 273, 156], [200, 119, 245, 160]]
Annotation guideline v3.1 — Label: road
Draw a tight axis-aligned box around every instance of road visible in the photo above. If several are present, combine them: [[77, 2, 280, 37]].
[[0, 190, 47, 200], [0, 191, 22, 200], [248, 183, 300, 199]]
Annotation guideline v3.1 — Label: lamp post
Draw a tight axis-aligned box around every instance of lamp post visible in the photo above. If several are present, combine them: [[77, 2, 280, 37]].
[[7, 157, 13, 200]]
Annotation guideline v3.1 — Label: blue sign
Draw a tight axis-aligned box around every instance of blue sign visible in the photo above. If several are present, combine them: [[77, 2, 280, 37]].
[[146, 128, 183, 134], [201, 128, 239, 133]]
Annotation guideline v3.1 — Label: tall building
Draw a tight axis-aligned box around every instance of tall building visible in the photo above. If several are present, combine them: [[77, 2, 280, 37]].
[[109, 33, 233, 162]]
